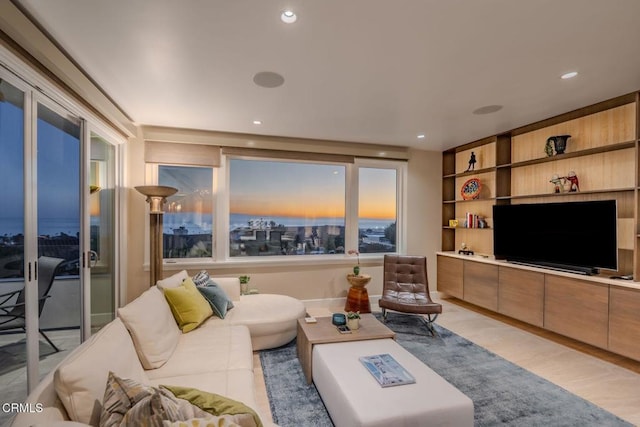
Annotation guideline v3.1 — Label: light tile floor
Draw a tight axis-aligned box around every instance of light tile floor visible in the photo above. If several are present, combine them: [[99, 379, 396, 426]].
[[253, 294, 640, 426]]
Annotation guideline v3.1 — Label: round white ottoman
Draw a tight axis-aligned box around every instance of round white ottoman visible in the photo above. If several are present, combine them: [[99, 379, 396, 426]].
[[227, 294, 306, 350]]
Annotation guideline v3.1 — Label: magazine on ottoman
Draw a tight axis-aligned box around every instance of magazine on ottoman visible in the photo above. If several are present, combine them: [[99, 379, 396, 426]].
[[359, 353, 416, 387]]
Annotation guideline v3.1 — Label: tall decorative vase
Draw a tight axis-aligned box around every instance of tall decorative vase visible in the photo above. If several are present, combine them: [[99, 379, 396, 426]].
[[353, 265, 360, 276], [547, 135, 571, 155]]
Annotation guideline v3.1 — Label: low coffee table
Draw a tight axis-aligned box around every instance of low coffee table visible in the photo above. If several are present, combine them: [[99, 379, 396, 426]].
[[297, 313, 395, 384]]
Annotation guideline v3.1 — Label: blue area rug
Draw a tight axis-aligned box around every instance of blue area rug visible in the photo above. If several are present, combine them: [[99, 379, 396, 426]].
[[259, 313, 632, 426]]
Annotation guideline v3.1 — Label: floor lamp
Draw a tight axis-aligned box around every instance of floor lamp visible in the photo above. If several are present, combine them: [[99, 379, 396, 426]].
[[135, 185, 178, 287]]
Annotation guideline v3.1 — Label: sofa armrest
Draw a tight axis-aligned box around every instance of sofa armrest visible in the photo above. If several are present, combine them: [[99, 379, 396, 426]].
[[211, 277, 241, 301]]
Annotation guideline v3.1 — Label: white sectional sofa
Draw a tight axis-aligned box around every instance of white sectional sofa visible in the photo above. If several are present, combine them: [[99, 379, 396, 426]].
[[11, 272, 306, 427]]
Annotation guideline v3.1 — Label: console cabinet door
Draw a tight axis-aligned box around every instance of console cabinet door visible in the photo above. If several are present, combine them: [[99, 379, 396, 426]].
[[437, 255, 464, 298], [609, 286, 640, 361], [463, 261, 498, 311], [498, 267, 544, 327], [544, 276, 608, 349]]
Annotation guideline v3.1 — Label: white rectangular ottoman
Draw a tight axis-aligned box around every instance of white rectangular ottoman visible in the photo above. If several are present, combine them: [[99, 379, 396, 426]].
[[312, 339, 473, 427]]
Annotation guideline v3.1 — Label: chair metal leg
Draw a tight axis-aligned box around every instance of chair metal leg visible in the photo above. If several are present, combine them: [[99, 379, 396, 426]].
[[381, 308, 388, 322], [421, 314, 439, 336], [39, 329, 60, 353]]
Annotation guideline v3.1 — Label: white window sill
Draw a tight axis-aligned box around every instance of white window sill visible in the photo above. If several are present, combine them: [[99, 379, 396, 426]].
[[142, 254, 389, 271]]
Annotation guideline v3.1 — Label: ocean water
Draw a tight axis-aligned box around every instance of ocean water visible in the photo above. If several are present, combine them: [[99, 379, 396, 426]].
[[0, 214, 395, 238], [0, 217, 81, 237]]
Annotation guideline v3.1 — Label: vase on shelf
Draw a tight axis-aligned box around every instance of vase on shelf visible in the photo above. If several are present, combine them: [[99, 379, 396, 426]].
[[547, 135, 571, 155], [353, 265, 360, 276]]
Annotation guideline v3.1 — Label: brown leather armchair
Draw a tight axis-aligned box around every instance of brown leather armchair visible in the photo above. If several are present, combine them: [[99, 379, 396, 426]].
[[379, 255, 442, 334]]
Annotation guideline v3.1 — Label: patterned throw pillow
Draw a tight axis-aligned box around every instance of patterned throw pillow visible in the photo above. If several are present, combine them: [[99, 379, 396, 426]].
[[100, 372, 211, 427], [192, 270, 210, 287]]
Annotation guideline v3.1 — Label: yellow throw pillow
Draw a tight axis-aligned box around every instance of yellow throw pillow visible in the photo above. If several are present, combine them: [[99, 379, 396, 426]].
[[164, 278, 213, 332]]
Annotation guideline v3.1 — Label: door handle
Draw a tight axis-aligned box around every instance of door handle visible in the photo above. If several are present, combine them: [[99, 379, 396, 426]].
[[89, 251, 99, 268]]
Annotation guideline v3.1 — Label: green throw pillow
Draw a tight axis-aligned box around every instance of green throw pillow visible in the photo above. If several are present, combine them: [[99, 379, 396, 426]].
[[197, 284, 231, 319], [164, 278, 213, 332], [162, 385, 263, 427]]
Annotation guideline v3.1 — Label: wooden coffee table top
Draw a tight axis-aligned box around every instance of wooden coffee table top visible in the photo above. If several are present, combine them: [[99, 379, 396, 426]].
[[298, 313, 395, 345]]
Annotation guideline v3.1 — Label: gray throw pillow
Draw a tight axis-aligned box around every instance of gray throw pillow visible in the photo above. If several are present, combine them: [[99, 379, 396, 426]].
[[197, 283, 232, 319]]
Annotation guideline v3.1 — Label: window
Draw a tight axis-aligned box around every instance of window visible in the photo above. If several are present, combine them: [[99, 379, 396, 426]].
[[158, 165, 214, 259], [153, 155, 404, 263], [228, 159, 346, 256], [358, 167, 397, 253]]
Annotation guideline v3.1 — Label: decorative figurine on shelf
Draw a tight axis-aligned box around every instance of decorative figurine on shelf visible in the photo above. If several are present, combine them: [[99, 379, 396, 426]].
[[465, 151, 477, 171], [563, 171, 580, 192], [458, 242, 474, 256], [550, 174, 564, 193]]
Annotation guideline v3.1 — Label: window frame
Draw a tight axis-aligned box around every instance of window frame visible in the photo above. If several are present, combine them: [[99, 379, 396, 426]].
[[149, 154, 406, 268]]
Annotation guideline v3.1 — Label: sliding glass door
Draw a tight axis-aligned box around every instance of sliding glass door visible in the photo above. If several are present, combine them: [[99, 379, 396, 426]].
[[87, 132, 116, 334]]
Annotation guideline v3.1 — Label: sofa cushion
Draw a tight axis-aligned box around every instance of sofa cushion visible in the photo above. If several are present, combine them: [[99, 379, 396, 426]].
[[117, 286, 180, 369], [145, 325, 253, 380], [164, 278, 213, 332], [157, 270, 189, 290], [198, 284, 233, 319], [54, 318, 148, 426]]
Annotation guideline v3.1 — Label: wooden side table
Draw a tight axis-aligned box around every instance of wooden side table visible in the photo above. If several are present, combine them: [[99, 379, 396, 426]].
[[296, 314, 395, 383], [344, 273, 372, 313]]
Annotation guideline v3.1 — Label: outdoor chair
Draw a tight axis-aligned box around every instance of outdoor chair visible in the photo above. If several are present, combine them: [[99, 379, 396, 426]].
[[379, 254, 442, 334], [0, 256, 65, 352]]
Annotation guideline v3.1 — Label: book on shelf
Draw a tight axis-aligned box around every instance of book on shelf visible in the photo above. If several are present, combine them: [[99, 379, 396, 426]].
[[359, 353, 416, 387]]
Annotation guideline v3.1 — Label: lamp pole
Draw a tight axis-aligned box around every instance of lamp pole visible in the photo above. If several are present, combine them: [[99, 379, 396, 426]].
[[135, 185, 178, 286]]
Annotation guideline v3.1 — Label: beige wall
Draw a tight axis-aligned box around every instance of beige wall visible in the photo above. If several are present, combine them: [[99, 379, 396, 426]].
[[125, 142, 442, 303]]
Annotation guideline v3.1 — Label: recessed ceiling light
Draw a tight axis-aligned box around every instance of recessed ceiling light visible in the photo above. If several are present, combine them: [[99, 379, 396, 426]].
[[281, 10, 297, 24], [561, 71, 578, 79], [253, 120, 262, 125], [417, 134, 426, 139], [378, 152, 387, 157]]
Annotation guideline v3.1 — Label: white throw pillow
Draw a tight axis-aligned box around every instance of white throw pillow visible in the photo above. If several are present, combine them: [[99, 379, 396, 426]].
[[54, 318, 148, 426], [117, 286, 181, 369], [157, 270, 189, 290]]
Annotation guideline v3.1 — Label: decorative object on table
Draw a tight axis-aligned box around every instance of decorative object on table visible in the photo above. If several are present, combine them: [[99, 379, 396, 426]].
[[135, 185, 178, 286], [347, 249, 360, 275], [563, 171, 580, 192], [449, 219, 459, 228], [550, 174, 564, 193], [465, 151, 477, 171], [458, 242, 474, 256], [461, 177, 481, 200], [239, 275, 251, 295], [546, 134, 571, 155], [346, 311, 361, 330], [331, 313, 346, 326]]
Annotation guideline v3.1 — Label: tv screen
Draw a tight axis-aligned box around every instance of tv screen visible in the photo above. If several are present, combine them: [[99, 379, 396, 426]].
[[493, 200, 617, 273]]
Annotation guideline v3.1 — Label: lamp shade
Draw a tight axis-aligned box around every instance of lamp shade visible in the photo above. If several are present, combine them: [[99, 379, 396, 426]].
[[135, 185, 178, 213]]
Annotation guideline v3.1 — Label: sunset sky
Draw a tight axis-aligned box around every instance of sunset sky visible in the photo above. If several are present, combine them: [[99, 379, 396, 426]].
[[229, 160, 396, 220]]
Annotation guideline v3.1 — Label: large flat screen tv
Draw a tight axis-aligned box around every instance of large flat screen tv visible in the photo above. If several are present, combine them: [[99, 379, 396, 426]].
[[493, 200, 617, 275]]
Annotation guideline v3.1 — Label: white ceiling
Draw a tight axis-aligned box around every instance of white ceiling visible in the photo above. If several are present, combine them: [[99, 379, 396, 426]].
[[16, 0, 640, 151]]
